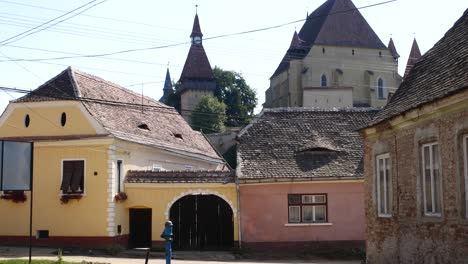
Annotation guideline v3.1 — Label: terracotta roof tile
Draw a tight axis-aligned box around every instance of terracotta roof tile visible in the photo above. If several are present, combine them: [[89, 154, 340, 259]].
[[369, 10, 468, 127], [13, 67, 222, 160], [237, 108, 378, 180], [125, 170, 234, 183]]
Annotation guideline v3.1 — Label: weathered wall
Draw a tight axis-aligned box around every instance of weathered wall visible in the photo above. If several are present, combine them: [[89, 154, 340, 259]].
[[180, 90, 214, 122], [364, 92, 468, 264], [239, 181, 365, 243]]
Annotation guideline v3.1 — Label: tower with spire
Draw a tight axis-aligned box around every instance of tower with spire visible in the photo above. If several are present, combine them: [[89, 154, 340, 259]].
[[404, 38, 422, 79], [159, 68, 173, 104], [178, 11, 216, 122]]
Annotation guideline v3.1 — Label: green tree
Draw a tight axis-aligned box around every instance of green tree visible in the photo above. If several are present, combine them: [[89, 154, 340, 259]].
[[213, 66, 257, 127], [190, 96, 226, 133]]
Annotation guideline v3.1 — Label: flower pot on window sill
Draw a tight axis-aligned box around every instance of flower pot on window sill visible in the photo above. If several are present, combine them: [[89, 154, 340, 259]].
[[1, 191, 27, 203], [60, 194, 83, 204], [114, 192, 127, 202]]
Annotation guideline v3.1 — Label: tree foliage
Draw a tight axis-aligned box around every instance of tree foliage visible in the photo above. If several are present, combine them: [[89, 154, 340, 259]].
[[213, 66, 257, 127], [190, 96, 226, 133]]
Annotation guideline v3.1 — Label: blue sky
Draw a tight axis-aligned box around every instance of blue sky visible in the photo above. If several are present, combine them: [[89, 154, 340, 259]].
[[0, 0, 466, 113]]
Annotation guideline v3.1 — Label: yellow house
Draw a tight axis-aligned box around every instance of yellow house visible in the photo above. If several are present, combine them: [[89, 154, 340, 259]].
[[0, 67, 238, 249]]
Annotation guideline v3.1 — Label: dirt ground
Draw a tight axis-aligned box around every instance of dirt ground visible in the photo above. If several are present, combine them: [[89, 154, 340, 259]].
[[0, 246, 361, 264]]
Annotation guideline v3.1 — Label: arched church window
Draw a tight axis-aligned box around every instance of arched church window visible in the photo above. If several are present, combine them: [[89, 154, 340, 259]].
[[321, 74, 327, 87]]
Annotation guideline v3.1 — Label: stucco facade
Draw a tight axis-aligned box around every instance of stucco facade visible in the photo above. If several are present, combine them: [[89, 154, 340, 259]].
[[266, 45, 400, 108], [240, 181, 365, 245]]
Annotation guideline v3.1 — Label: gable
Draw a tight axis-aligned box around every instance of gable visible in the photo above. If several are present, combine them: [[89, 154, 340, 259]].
[[0, 101, 108, 138]]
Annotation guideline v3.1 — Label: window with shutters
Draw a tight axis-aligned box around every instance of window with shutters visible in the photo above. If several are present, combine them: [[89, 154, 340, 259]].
[[60, 160, 85, 194], [288, 194, 327, 223]]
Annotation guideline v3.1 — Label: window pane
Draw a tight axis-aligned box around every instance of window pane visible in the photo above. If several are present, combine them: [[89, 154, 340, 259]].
[[423, 146, 432, 213], [465, 137, 468, 218], [302, 195, 314, 204], [314, 195, 326, 203], [289, 206, 300, 223], [315, 205, 326, 221], [378, 158, 385, 213], [288, 194, 301, 205], [385, 158, 391, 214], [302, 206, 314, 222], [432, 145, 441, 213]]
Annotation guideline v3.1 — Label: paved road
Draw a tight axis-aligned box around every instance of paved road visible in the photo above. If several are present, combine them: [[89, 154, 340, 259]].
[[0, 246, 361, 264]]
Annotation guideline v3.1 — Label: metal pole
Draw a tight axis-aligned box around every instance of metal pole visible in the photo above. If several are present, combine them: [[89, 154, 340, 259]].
[[28, 143, 34, 264], [144, 248, 150, 264]]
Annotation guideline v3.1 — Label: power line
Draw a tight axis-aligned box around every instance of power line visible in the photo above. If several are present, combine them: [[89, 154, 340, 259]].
[[0, 0, 107, 46], [0, 0, 397, 61]]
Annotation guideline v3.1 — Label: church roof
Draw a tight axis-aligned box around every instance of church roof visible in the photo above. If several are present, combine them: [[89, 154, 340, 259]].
[[190, 14, 203, 38], [13, 67, 223, 160], [272, 0, 386, 78], [388, 38, 400, 60], [367, 10, 468, 128], [403, 38, 422, 79]]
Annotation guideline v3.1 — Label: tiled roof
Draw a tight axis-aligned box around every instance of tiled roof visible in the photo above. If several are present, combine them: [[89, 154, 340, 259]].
[[237, 108, 378, 180], [13, 67, 222, 160], [369, 10, 468, 127], [403, 38, 422, 79], [272, 0, 386, 78], [125, 170, 234, 183], [179, 45, 214, 84]]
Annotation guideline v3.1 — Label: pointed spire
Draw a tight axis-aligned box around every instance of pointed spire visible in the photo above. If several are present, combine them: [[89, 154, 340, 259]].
[[404, 38, 422, 79], [388, 37, 400, 60], [163, 68, 173, 91], [290, 30, 300, 49], [190, 13, 203, 38]]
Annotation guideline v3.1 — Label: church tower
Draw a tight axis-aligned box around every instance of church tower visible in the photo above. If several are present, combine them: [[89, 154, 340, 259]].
[[404, 38, 422, 79], [159, 68, 173, 104], [178, 12, 216, 122]]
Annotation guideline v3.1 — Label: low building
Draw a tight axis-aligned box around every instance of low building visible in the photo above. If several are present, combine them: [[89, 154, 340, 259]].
[[0, 67, 238, 249], [362, 10, 468, 263], [236, 107, 377, 252]]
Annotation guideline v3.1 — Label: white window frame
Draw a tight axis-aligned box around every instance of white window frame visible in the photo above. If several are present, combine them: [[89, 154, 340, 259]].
[[376, 153, 391, 217], [288, 194, 327, 223], [60, 159, 86, 195], [463, 135, 468, 218], [421, 142, 442, 217]]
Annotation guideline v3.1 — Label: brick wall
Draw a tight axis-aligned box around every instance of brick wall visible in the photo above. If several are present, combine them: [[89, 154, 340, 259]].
[[364, 101, 468, 264]]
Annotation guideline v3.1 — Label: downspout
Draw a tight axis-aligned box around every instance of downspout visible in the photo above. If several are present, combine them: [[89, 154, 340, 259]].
[[236, 179, 242, 248], [394, 134, 401, 263]]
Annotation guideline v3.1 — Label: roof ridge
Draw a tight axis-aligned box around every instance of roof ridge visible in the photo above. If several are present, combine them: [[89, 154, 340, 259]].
[[263, 107, 381, 113]]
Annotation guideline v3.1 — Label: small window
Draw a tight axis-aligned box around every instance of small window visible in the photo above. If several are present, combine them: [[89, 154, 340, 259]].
[[174, 133, 183, 140], [152, 164, 161, 171], [376, 153, 391, 217], [61, 160, 85, 194], [185, 165, 193, 171], [463, 135, 468, 218], [321, 74, 327, 87], [25, 114, 30, 127], [117, 160, 123, 193], [60, 112, 66, 127], [379, 51, 382, 57], [421, 143, 442, 217], [138, 124, 150, 130], [352, 49, 355, 55], [288, 194, 327, 223], [36, 230, 49, 239], [377, 78, 385, 99]]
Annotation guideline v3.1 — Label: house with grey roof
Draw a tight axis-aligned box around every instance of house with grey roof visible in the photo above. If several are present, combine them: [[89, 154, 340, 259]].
[[264, 0, 402, 109], [236, 107, 377, 252], [362, 9, 468, 263]]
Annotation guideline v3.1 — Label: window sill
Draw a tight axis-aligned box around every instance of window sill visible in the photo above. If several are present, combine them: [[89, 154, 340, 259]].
[[378, 214, 392, 218], [285, 222, 333, 227]]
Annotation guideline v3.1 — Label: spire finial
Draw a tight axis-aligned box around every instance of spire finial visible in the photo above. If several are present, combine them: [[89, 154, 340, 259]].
[[306, 6, 309, 19], [167, 61, 170, 68], [195, 4, 198, 14]]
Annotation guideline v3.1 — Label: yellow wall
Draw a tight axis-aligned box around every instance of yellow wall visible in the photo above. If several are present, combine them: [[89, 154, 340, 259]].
[[0, 101, 103, 137], [122, 184, 239, 242], [0, 143, 111, 237]]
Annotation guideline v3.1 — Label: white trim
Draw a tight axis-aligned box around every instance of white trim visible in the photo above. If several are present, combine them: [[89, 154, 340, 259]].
[[164, 189, 237, 219], [60, 159, 86, 195], [284, 223, 333, 227], [421, 142, 442, 217], [463, 135, 468, 219], [376, 153, 391, 217]]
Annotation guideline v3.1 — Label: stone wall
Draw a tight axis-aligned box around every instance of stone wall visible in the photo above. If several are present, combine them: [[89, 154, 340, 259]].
[[364, 95, 468, 264]]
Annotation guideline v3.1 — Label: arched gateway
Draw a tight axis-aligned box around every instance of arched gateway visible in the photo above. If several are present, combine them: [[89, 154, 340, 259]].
[[169, 194, 234, 250]]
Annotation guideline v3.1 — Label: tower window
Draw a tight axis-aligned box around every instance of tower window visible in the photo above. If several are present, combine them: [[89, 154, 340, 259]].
[[321, 74, 327, 87], [60, 112, 67, 127], [377, 78, 385, 99], [25, 114, 30, 128]]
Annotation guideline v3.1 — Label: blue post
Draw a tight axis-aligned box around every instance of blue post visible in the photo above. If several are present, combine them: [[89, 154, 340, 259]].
[[160, 221, 173, 264]]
